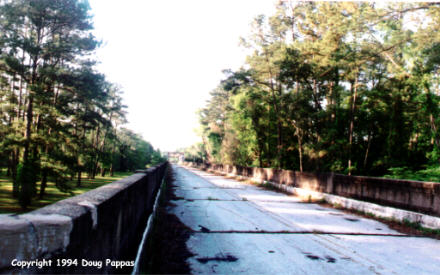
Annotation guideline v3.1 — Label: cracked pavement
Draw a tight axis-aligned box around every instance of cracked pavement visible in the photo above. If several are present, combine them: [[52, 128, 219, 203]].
[[170, 165, 440, 275]]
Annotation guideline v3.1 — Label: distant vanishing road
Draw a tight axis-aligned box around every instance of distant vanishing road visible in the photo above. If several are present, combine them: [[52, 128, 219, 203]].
[[169, 165, 440, 275]]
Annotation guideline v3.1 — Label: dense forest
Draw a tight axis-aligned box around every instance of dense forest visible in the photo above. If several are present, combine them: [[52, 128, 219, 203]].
[[0, 0, 164, 208], [188, 2, 440, 180]]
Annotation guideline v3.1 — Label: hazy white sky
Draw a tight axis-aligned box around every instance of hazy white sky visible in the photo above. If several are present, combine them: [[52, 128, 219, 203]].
[[88, 0, 276, 152]]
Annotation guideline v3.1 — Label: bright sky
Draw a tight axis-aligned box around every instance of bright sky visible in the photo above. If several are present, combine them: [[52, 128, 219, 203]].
[[88, 0, 276, 152]]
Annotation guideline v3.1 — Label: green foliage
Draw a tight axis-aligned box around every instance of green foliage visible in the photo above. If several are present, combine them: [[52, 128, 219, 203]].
[[183, 142, 207, 163], [189, 2, 440, 181], [0, 172, 131, 214], [402, 219, 440, 236], [385, 166, 440, 182], [16, 161, 38, 209], [0, 0, 163, 209], [115, 128, 164, 171]]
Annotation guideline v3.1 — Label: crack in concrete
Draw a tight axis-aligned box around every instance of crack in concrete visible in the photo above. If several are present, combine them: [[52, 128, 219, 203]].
[[173, 187, 246, 190], [172, 198, 246, 202], [171, 198, 314, 204], [190, 230, 413, 237], [175, 166, 440, 275], [19, 216, 40, 254]]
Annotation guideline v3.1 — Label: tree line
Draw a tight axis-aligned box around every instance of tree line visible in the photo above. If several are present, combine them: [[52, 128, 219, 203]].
[[190, 2, 440, 179], [0, 0, 164, 208]]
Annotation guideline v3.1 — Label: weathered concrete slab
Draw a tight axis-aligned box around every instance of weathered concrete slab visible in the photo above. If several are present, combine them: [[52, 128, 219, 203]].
[[317, 234, 440, 275], [20, 214, 72, 256], [184, 167, 402, 235], [0, 215, 37, 268], [183, 168, 247, 189], [172, 165, 440, 275], [173, 167, 218, 189], [253, 201, 400, 234], [173, 187, 238, 201], [225, 187, 304, 203], [187, 233, 440, 275], [170, 200, 295, 232]]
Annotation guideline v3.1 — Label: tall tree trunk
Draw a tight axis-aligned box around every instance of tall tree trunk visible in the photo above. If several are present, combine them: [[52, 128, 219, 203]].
[[298, 133, 303, 173], [363, 129, 372, 170], [17, 79, 23, 119], [109, 125, 118, 176], [77, 170, 81, 187], [292, 121, 303, 173], [110, 164, 114, 177], [329, 81, 335, 123], [23, 28, 40, 163], [6, 162, 11, 177], [348, 77, 358, 175], [77, 121, 87, 184], [23, 95, 33, 163], [9, 73, 21, 196], [92, 125, 101, 179], [263, 47, 283, 168], [13, 76, 22, 195], [39, 169, 48, 199], [425, 89, 440, 164], [312, 79, 322, 171], [7, 153, 13, 177], [12, 149, 19, 197], [269, 87, 283, 168]]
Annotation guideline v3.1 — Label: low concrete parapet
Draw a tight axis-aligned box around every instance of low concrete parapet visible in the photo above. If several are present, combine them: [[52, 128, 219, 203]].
[[0, 162, 168, 274], [184, 162, 440, 220]]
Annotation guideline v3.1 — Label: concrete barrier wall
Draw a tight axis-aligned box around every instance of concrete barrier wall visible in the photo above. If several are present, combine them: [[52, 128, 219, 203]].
[[186, 162, 440, 217], [0, 162, 168, 274]]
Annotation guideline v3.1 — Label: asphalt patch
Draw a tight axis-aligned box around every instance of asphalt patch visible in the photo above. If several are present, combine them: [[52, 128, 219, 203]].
[[325, 256, 337, 263], [196, 254, 239, 264], [344, 218, 360, 222], [329, 212, 343, 216], [306, 255, 321, 260], [199, 225, 211, 233], [304, 253, 337, 263]]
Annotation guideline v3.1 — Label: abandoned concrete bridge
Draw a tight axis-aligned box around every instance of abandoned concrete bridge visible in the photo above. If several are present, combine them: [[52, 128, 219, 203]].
[[1, 162, 440, 274]]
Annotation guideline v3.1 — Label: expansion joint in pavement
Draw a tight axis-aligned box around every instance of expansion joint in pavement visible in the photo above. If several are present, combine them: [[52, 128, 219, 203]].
[[171, 198, 247, 202], [173, 187, 245, 190], [191, 230, 412, 237], [171, 198, 314, 204]]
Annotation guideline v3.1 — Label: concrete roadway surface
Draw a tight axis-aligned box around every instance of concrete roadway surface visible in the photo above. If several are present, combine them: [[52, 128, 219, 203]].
[[170, 165, 440, 275]]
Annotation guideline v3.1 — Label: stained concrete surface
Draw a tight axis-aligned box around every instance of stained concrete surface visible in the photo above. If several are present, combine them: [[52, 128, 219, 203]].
[[171, 165, 440, 275]]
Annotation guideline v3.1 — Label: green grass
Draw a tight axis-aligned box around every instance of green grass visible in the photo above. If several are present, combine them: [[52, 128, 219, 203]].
[[384, 166, 440, 182], [402, 219, 440, 236], [0, 172, 132, 214], [257, 181, 278, 191]]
